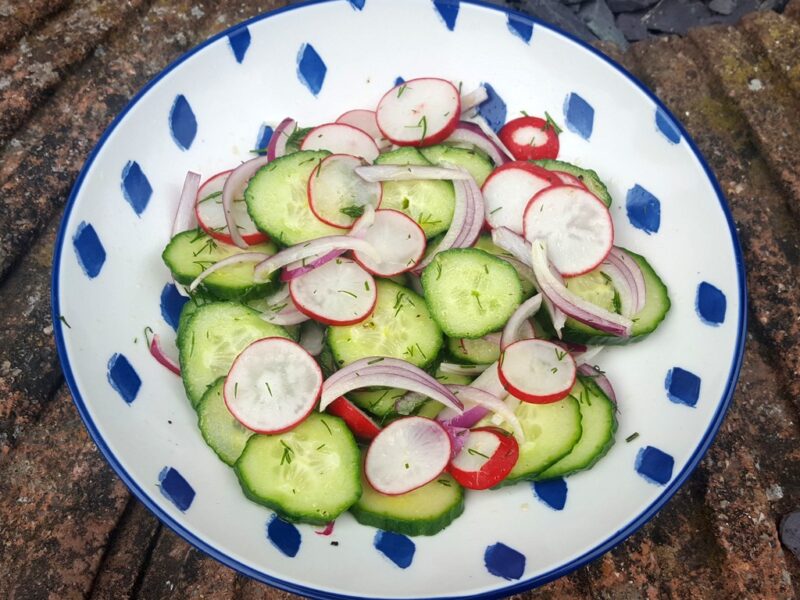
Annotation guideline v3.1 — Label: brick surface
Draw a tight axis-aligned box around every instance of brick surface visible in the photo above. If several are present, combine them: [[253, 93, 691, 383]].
[[0, 0, 73, 52]]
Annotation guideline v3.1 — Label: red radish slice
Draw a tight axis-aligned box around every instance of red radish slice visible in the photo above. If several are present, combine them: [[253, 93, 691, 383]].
[[301, 123, 380, 162], [501, 294, 543, 351], [448, 427, 520, 490], [523, 185, 614, 277], [552, 170, 588, 189], [222, 155, 270, 248], [336, 109, 389, 149], [326, 396, 381, 440], [267, 117, 296, 161], [223, 337, 322, 434], [365, 417, 451, 495], [308, 154, 382, 229], [498, 116, 560, 161], [196, 170, 268, 245], [289, 258, 376, 326], [172, 171, 201, 236], [254, 235, 379, 281], [149, 334, 180, 375], [351, 209, 426, 276], [498, 339, 577, 404], [482, 162, 558, 234], [376, 78, 461, 146]]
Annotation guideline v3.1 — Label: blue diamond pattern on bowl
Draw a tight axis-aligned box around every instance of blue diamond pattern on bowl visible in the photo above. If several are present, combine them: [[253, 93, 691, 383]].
[[626, 184, 661, 234], [267, 514, 302, 557], [227, 26, 251, 64], [563, 92, 594, 140], [169, 94, 197, 151], [484, 542, 526, 580], [158, 466, 195, 511], [107, 353, 141, 404], [374, 530, 415, 568], [432, 0, 459, 31], [533, 478, 568, 510], [696, 281, 726, 326], [72, 221, 106, 278], [297, 43, 327, 96], [665, 367, 701, 407], [121, 160, 153, 216], [636, 446, 674, 486]]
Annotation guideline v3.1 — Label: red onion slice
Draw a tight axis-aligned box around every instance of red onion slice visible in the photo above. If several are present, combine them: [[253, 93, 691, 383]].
[[578, 363, 617, 403], [187, 252, 273, 293], [315, 522, 335, 536], [501, 294, 543, 351], [439, 362, 490, 376], [172, 171, 201, 236], [531, 240, 632, 337], [491, 227, 532, 266], [149, 334, 180, 375], [448, 121, 512, 166], [253, 236, 380, 281], [258, 295, 310, 326], [602, 247, 647, 316], [444, 385, 524, 440], [222, 155, 269, 248], [267, 117, 296, 161], [467, 116, 515, 162], [280, 250, 346, 282], [460, 85, 488, 115], [354, 164, 472, 182]]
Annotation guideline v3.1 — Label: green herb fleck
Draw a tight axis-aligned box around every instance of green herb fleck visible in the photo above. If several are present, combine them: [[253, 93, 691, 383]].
[[234, 382, 239, 398], [364, 281, 370, 292], [415, 343, 427, 359], [544, 111, 563, 135], [321, 419, 332, 435], [467, 448, 490, 459], [338, 290, 358, 299], [489, 206, 503, 215], [397, 83, 408, 97], [317, 443, 326, 450], [59, 315, 71, 329], [199, 190, 222, 204], [471, 290, 483, 310], [280, 441, 294, 465], [265, 381, 273, 396], [551, 367, 558, 374], [437, 478, 452, 487], [626, 432, 640, 443], [554, 348, 567, 361], [367, 357, 384, 365], [340, 204, 365, 219], [401, 197, 410, 210]]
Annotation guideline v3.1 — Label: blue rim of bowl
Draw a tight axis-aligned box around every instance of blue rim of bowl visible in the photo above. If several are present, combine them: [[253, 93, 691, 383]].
[[51, 1, 747, 598]]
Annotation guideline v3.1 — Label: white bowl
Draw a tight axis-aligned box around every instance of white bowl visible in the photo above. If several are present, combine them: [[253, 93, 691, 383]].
[[53, 1, 746, 597]]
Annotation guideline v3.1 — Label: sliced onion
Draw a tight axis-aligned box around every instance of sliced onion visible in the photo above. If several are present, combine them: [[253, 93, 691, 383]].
[[491, 227, 532, 266], [574, 345, 605, 366], [172, 171, 201, 236], [531, 240, 632, 337], [320, 359, 463, 413], [436, 362, 504, 422], [262, 283, 290, 305], [444, 385, 524, 441], [481, 331, 502, 346], [578, 364, 617, 403], [447, 121, 512, 166], [439, 362, 490, 376], [253, 236, 380, 281], [500, 256, 536, 286], [299, 320, 325, 356], [460, 85, 488, 115], [501, 294, 542, 350], [258, 295, 309, 326], [441, 421, 470, 458], [466, 116, 515, 163], [412, 177, 484, 274], [222, 155, 269, 248], [354, 164, 472, 182], [407, 273, 425, 296], [187, 252, 273, 293], [543, 295, 568, 339], [267, 117, 296, 161], [280, 250, 345, 282], [601, 247, 647, 317], [350, 203, 376, 236], [149, 334, 180, 375]]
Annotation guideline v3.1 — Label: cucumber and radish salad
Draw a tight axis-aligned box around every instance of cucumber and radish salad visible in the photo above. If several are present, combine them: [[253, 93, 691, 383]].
[[155, 77, 670, 536]]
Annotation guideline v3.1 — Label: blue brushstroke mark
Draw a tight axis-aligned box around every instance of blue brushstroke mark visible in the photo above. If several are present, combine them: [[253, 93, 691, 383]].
[[484, 542, 526, 580], [507, 14, 533, 43], [160, 283, 188, 331], [120, 160, 152, 216], [626, 184, 661, 234], [394, 76, 405, 86], [158, 466, 195, 511], [655, 107, 681, 144], [227, 26, 251, 63], [374, 530, 415, 568], [348, 0, 366, 9], [107, 353, 141, 404], [533, 478, 567, 510], [433, 0, 459, 31], [72, 221, 106, 279], [477, 82, 507, 132], [697, 282, 726, 326], [267, 514, 301, 557], [256, 123, 273, 153], [665, 367, 701, 408], [169, 95, 197, 151], [563, 92, 594, 140], [297, 43, 326, 96], [636, 446, 674, 486]]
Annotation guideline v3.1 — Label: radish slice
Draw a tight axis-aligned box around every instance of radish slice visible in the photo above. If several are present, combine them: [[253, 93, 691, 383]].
[[254, 235, 379, 281], [365, 416, 451, 495], [523, 185, 614, 277], [336, 109, 390, 149], [531, 240, 632, 337], [267, 117, 296, 161], [500, 294, 543, 351], [196, 170, 268, 245], [552, 170, 588, 189], [301, 123, 380, 162], [172, 171, 201, 236], [448, 385, 525, 440], [482, 162, 557, 234], [447, 121, 512, 166], [290, 258, 376, 326], [498, 116, 560, 161], [223, 337, 322, 434], [308, 154, 382, 229], [351, 209, 426, 276], [222, 155, 270, 248], [326, 396, 381, 440], [498, 338, 577, 404], [149, 334, 180, 375], [376, 78, 461, 146], [354, 164, 471, 182], [298, 320, 325, 356], [448, 427, 520, 490]]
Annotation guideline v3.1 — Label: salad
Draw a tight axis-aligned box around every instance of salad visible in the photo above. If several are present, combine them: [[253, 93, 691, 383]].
[[155, 77, 670, 536]]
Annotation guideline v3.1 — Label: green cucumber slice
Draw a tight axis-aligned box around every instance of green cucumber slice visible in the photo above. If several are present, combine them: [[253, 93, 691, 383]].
[[531, 158, 613, 207], [420, 144, 494, 186], [196, 378, 253, 466]]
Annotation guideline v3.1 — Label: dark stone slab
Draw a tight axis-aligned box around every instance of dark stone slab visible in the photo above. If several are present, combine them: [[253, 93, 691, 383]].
[[617, 11, 652, 40], [513, 0, 600, 43], [607, 0, 659, 11], [643, 0, 713, 34], [579, 0, 629, 47]]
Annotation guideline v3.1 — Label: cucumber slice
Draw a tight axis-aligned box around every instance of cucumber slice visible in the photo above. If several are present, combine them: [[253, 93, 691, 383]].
[[537, 376, 617, 479], [162, 229, 277, 301], [565, 269, 617, 313], [473, 234, 536, 297], [419, 145, 494, 186], [350, 468, 464, 536], [196, 378, 253, 466], [446, 335, 501, 365], [562, 250, 670, 345], [234, 413, 361, 525], [374, 148, 454, 238], [327, 279, 442, 368], [531, 158, 613, 207], [421, 248, 523, 338], [178, 302, 290, 407], [349, 387, 406, 417], [245, 150, 340, 246]]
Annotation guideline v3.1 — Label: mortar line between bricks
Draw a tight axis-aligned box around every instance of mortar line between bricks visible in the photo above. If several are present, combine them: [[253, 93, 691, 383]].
[[129, 520, 165, 600]]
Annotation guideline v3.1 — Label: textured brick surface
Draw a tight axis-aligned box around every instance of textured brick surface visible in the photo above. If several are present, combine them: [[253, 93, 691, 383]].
[[0, 1, 798, 598]]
